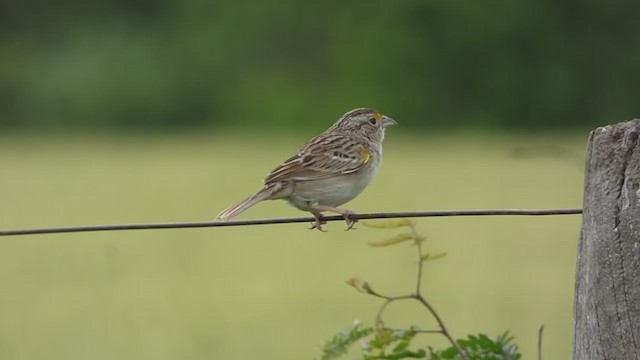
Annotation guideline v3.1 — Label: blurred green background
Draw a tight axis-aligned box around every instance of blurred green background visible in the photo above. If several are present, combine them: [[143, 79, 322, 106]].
[[1, 0, 639, 131], [0, 134, 583, 359], [0, 0, 634, 359]]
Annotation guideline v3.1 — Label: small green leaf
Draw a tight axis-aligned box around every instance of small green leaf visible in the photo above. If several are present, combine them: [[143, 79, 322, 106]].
[[368, 233, 415, 247], [345, 278, 376, 295], [362, 282, 377, 295], [319, 321, 374, 360], [345, 277, 364, 290], [420, 252, 447, 262], [362, 219, 415, 228], [428, 332, 522, 360]]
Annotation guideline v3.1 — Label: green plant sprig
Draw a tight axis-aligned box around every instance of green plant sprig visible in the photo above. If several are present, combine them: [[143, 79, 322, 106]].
[[320, 219, 523, 360]]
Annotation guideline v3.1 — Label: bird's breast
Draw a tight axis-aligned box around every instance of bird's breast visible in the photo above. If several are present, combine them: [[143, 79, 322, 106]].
[[286, 152, 381, 209]]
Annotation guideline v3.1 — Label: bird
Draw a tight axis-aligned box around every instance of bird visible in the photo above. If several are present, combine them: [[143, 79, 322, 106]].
[[215, 108, 397, 231]]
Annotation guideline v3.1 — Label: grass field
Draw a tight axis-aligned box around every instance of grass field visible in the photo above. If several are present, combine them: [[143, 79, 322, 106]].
[[0, 131, 586, 359]]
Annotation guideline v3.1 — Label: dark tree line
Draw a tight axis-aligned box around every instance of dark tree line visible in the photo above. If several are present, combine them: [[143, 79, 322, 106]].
[[1, 0, 638, 131]]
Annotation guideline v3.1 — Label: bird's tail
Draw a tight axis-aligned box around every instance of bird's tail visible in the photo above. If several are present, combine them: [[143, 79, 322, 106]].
[[215, 185, 278, 220]]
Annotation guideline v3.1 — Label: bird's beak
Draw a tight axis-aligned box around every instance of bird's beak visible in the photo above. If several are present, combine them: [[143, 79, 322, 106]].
[[381, 116, 397, 128]]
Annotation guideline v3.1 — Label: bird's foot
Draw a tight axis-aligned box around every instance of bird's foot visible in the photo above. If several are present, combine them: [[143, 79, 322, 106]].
[[309, 213, 327, 232], [343, 211, 358, 231]]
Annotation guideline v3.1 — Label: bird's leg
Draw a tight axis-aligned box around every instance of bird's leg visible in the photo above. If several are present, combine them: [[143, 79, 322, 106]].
[[309, 203, 358, 231], [309, 211, 327, 232]]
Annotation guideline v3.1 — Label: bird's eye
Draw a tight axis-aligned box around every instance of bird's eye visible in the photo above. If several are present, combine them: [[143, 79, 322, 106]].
[[369, 118, 377, 125]]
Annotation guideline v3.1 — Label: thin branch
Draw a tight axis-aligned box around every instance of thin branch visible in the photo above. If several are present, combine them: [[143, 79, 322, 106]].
[[366, 221, 470, 360], [0, 208, 582, 236], [409, 222, 469, 360], [538, 324, 545, 360], [382, 327, 442, 334], [414, 294, 468, 360], [374, 296, 414, 327], [409, 222, 425, 295]]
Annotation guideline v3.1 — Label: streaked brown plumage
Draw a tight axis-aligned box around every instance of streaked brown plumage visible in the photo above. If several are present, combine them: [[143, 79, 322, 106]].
[[216, 108, 396, 231]]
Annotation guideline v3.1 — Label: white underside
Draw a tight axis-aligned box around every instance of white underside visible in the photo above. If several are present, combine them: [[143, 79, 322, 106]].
[[284, 156, 380, 211]]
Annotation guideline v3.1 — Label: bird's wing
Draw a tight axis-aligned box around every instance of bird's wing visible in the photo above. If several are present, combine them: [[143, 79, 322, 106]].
[[264, 134, 371, 183]]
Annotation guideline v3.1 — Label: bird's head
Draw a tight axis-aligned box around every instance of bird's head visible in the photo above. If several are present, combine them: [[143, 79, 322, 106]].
[[331, 108, 397, 143]]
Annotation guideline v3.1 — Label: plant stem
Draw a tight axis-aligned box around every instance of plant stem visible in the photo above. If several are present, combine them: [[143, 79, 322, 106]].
[[538, 325, 544, 360], [414, 294, 469, 360], [369, 221, 470, 360], [409, 222, 469, 360], [409, 223, 425, 295]]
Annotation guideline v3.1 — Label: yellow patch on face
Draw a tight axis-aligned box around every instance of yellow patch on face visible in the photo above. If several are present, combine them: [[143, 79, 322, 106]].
[[372, 112, 383, 121], [359, 146, 371, 164]]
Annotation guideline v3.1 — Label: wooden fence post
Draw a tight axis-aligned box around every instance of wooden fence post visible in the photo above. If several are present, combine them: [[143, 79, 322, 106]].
[[573, 119, 640, 359]]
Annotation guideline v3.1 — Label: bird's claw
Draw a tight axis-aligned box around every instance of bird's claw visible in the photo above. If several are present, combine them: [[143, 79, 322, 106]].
[[309, 222, 328, 232], [309, 214, 328, 232], [343, 212, 358, 231], [307, 211, 358, 231]]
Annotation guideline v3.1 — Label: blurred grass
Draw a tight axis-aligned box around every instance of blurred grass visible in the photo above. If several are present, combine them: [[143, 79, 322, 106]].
[[0, 131, 584, 359]]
